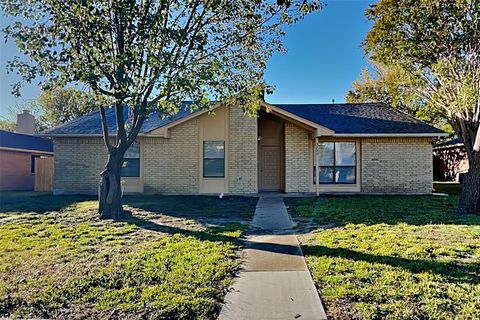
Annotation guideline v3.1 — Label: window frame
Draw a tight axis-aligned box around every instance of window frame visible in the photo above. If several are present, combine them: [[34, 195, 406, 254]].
[[31, 155, 41, 174], [121, 141, 141, 178], [203, 140, 225, 178], [314, 141, 356, 185]]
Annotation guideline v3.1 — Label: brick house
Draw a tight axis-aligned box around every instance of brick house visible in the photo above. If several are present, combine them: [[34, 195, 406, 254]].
[[42, 102, 446, 195], [0, 111, 54, 191]]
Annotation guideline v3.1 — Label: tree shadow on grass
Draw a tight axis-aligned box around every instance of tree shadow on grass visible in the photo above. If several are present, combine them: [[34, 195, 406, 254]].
[[302, 244, 480, 285], [122, 212, 307, 258], [121, 211, 243, 245], [123, 194, 257, 220], [0, 193, 96, 214], [0, 193, 257, 224], [122, 194, 258, 232], [286, 195, 480, 227]]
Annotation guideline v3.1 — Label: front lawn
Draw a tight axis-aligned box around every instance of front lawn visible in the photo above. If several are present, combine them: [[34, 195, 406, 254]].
[[286, 194, 480, 319], [0, 193, 257, 319]]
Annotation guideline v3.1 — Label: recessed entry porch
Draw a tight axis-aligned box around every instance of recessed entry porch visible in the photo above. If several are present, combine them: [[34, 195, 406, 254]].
[[258, 110, 286, 192], [257, 102, 361, 195]]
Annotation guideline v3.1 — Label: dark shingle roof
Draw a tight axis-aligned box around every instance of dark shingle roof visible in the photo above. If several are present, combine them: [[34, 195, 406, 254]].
[[274, 103, 445, 135], [42, 101, 196, 135], [41, 101, 445, 136], [0, 130, 53, 153], [434, 137, 464, 150]]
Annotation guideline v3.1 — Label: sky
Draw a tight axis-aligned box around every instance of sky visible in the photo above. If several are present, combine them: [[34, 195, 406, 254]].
[[0, 0, 374, 121]]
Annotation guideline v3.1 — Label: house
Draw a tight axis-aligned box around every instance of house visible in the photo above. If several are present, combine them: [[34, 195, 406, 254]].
[[433, 137, 469, 182], [42, 102, 446, 195], [0, 111, 54, 191]]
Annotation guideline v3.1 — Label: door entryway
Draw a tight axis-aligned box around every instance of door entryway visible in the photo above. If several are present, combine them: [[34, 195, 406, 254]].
[[260, 145, 282, 191], [258, 110, 285, 192]]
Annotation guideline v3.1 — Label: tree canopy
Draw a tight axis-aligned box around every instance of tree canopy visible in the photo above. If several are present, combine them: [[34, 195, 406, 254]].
[[1, 0, 323, 218], [362, 0, 480, 214], [37, 86, 96, 128], [346, 62, 452, 133], [2, 0, 322, 116], [0, 120, 16, 132]]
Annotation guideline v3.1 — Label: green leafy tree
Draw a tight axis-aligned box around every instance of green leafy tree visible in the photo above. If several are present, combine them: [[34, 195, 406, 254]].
[[0, 120, 16, 132], [363, 0, 480, 214], [1, 0, 323, 219], [346, 62, 452, 132], [2, 101, 46, 132], [37, 86, 96, 129]]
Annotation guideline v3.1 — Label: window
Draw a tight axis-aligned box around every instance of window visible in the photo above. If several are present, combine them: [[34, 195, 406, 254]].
[[314, 142, 356, 184], [203, 141, 225, 178], [31, 155, 41, 174], [121, 142, 140, 177]]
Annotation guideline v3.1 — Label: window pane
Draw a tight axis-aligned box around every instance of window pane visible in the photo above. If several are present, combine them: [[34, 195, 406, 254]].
[[204, 141, 224, 159], [319, 167, 334, 183], [124, 142, 140, 159], [319, 142, 334, 166], [31, 155, 40, 174], [121, 159, 140, 177], [204, 159, 225, 177], [335, 142, 355, 166], [335, 166, 356, 183]]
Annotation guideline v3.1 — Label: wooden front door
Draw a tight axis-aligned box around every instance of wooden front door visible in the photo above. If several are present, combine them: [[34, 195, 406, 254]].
[[260, 145, 282, 191]]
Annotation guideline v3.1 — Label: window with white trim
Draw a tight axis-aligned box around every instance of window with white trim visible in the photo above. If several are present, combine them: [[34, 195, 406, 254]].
[[314, 142, 356, 184]]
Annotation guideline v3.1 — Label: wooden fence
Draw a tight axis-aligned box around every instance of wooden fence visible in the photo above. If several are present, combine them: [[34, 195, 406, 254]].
[[35, 157, 54, 192]]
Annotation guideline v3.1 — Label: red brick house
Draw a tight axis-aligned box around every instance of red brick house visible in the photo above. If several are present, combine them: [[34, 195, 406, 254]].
[[0, 111, 54, 191]]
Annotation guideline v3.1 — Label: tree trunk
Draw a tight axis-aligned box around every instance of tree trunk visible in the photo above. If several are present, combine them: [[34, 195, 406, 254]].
[[457, 151, 480, 215], [98, 150, 126, 220]]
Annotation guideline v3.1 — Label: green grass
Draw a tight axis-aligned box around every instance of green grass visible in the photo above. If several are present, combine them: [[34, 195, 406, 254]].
[[286, 194, 480, 320], [433, 182, 462, 195], [0, 193, 256, 319]]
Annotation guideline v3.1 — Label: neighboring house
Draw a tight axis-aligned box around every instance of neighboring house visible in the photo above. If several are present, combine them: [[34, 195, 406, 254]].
[[42, 102, 446, 195], [433, 137, 469, 182], [0, 111, 54, 191]]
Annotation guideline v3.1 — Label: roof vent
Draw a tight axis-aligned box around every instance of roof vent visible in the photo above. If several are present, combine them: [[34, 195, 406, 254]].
[[332, 99, 335, 104]]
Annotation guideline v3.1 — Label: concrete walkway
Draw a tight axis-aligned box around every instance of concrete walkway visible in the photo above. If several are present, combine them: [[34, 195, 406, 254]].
[[218, 196, 327, 320]]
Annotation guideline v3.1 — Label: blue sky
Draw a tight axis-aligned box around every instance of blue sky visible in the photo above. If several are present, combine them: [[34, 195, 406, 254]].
[[0, 0, 374, 120]]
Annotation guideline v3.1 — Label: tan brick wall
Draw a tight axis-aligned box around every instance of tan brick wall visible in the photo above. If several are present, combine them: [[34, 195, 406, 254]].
[[53, 137, 108, 194], [361, 137, 433, 193], [285, 122, 310, 193], [144, 120, 199, 193], [228, 106, 258, 193]]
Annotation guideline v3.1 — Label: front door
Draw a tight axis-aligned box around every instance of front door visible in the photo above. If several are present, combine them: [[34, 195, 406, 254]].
[[260, 145, 282, 191]]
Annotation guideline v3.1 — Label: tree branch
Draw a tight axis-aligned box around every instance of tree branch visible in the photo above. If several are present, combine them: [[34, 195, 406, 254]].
[[115, 100, 127, 146], [99, 106, 112, 151]]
